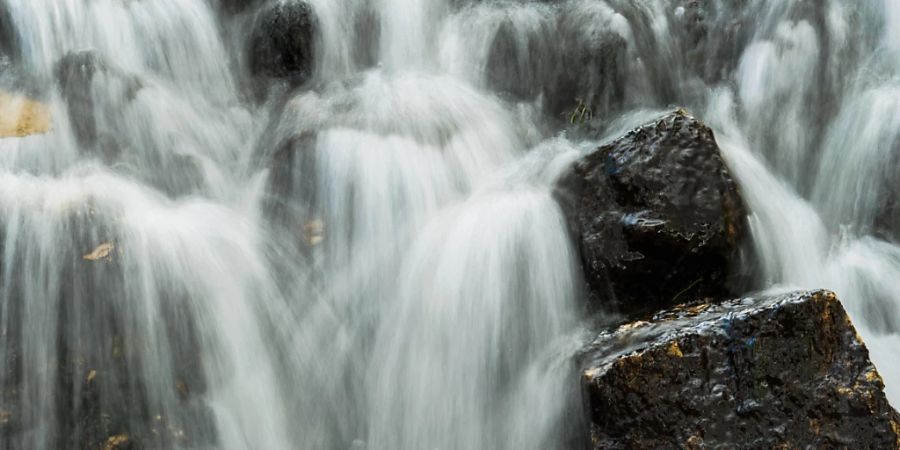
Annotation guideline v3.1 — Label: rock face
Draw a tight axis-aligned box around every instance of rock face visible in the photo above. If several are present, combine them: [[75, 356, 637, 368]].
[[581, 290, 900, 449], [249, 2, 317, 84], [555, 110, 747, 317]]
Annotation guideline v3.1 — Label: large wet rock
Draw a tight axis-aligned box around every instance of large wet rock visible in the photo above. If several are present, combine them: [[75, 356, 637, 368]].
[[555, 110, 747, 317], [581, 290, 900, 449], [248, 1, 317, 84]]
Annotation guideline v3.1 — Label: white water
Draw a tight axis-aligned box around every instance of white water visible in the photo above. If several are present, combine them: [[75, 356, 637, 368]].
[[0, 0, 899, 449]]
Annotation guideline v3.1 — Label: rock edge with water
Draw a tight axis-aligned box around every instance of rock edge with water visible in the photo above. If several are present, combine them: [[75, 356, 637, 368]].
[[581, 290, 900, 449]]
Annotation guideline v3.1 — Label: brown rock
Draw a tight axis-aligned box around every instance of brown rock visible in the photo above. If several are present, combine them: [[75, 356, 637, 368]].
[[580, 290, 900, 449]]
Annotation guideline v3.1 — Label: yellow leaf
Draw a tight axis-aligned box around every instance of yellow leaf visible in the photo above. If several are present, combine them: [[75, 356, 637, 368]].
[[303, 220, 325, 246], [100, 434, 129, 450], [0, 92, 51, 138], [84, 242, 115, 261]]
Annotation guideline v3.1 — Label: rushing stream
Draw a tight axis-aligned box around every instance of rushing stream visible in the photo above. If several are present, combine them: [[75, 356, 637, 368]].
[[0, 0, 898, 448]]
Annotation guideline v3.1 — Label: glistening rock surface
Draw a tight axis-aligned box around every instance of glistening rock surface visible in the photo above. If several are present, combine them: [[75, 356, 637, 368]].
[[580, 290, 900, 449], [555, 110, 747, 317]]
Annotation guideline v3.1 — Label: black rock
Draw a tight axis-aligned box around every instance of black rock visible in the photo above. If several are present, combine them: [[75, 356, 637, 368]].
[[249, 1, 317, 84], [555, 110, 748, 317], [580, 290, 900, 449]]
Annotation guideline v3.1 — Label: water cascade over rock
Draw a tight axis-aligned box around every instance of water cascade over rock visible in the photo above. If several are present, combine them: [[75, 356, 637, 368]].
[[0, 0, 899, 449]]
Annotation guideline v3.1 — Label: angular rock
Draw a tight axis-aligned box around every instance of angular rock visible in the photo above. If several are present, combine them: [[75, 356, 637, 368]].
[[248, 1, 317, 84], [555, 110, 747, 317], [580, 290, 900, 449]]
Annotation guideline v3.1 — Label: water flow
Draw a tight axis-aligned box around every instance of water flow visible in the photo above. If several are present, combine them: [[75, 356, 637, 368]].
[[1, 0, 585, 448], [3, 0, 900, 448]]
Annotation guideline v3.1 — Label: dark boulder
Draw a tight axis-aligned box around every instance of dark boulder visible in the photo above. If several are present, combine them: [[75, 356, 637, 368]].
[[249, 1, 317, 84], [580, 290, 900, 449], [554, 110, 747, 317]]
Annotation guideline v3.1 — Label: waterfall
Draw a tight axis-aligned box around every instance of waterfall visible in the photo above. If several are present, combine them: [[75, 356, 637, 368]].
[[1, 0, 900, 448]]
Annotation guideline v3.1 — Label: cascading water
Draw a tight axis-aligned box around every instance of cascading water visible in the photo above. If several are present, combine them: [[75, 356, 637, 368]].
[[1, 0, 900, 448]]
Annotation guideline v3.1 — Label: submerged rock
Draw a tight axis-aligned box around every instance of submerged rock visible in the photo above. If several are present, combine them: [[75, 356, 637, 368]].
[[581, 290, 900, 449], [55, 50, 141, 156], [555, 110, 747, 317], [55, 50, 105, 147], [0, 207, 215, 449], [546, 12, 627, 121], [248, 1, 317, 84], [485, 17, 556, 101]]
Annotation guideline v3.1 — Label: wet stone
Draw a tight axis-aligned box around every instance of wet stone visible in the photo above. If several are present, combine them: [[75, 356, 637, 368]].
[[555, 110, 748, 318], [580, 290, 900, 450]]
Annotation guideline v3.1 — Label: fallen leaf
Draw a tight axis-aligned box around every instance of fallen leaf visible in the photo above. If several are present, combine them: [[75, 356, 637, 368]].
[[86, 370, 97, 384], [176, 379, 189, 398], [100, 434, 129, 450], [84, 242, 115, 261], [303, 220, 325, 246], [0, 92, 51, 138]]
